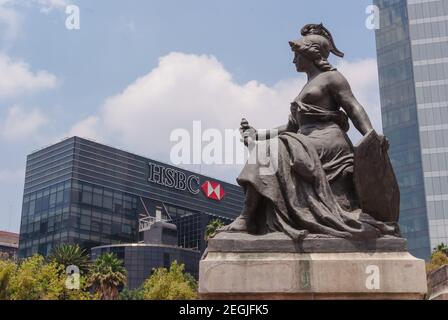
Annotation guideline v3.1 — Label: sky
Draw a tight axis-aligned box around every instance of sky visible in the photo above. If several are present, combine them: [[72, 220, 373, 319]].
[[0, 0, 380, 232]]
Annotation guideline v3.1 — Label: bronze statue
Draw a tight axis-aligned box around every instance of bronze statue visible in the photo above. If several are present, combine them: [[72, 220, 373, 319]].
[[221, 24, 401, 240]]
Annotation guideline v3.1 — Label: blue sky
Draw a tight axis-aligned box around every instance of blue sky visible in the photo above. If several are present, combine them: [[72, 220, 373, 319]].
[[0, 0, 378, 232]]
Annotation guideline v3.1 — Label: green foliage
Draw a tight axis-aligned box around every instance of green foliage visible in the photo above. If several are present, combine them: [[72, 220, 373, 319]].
[[0, 254, 100, 300], [119, 287, 145, 300], [142, 261, 197, 300], [87, 253, 127, 300], [49, 244, 90, 274], [427, 244, 448, 274], [8, 255, 65, 300], [205, 219, 225, 241], [64, 275, 99, 300], [433, 243, 448, 256], [0, 259, 16, 300]]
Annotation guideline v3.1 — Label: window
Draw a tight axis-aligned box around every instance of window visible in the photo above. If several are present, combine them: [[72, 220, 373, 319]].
[[80, 215, 91, 226], [112, 223, 121, 235], [93, 193, 102, 207], [63, 189, 70, 204], [163, 253, 170, 268], [68, 216, 77, 228], [29, 200, 35, 216], [41, 195, 50, 211], [38, 244, 47, 256], [71, 189, 81, 203], [22, 201, 30, 216], [81, 189, 92, 205], [102, 224, 111, 234], [103, 196, 113, 210], [49, 193, 56, 208], [40, 221, 48, 234], [91, 220, 101, 233], [124, 200, 132, 210], [122, 224, 132, 234], [56, 191, 64, 205], [92, 210, 102, 219]]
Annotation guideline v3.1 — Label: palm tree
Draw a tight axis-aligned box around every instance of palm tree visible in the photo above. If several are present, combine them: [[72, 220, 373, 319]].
[[49, 244, 90, 274], [205, 219, 225, 241], [87, 253, 127, 300]]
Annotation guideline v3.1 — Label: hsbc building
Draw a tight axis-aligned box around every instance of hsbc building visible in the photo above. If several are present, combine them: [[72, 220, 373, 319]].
[[18, 136, 244, 259]]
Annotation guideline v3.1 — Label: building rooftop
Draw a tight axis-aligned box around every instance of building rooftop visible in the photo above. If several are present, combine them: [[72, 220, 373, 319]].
[[0, 231, 19, 248]]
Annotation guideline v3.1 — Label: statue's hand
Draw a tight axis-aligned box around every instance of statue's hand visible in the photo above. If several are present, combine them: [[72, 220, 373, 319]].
[[240, 118, 257, 147], [378, 134, 390, 152]]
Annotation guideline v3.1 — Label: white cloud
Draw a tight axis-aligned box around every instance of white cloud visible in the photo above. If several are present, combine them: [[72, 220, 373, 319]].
[[0, 52, 58, 98], [68, 53, 381, 181], [0, 0, 20, 43], [0, 0, 69, 43], [1, 105, 48, 141], [35, 0, 70, 13], [68, 115, 101, 141]]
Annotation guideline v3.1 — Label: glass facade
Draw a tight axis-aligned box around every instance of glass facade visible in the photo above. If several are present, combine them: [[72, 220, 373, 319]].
[[91, 244, 201, 290], [375, 0, 448, 259], [19, 137, 244, 258]]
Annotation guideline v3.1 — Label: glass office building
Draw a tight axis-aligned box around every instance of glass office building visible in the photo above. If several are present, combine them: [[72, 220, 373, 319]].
[[91, 244, 201, 289], [18, 137, 244, 258], [374, 0, 448, 259]]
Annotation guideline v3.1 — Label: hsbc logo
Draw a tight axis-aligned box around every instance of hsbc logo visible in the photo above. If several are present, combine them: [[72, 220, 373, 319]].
[[147, 162, 228, 201], [148, 162, 200, 195], [201, 181, 225, 201]]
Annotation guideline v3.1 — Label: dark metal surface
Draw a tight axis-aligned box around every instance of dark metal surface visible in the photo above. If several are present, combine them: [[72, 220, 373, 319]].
[[208, 232, 408, 253], [220, 24, 402, 241], [354, 130, 400, 223]]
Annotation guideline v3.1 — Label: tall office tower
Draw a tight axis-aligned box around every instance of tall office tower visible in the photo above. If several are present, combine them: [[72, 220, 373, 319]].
[[374, 0, 448, 259]]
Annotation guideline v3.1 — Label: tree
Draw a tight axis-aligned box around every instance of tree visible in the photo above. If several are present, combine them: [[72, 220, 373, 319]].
[[8, 255, 65, 300], [64, 276, 98, 300], [87, 253, 127, 300], [1, 254, 95, 300], [427, 244, 448, 274], [49, 244, 90, 274], [142, 261, 197, 300], [0, 259, 16, 300], [433, 243, 448, 256], [205, 219, 225, 241], [119, 287, 145, 300]]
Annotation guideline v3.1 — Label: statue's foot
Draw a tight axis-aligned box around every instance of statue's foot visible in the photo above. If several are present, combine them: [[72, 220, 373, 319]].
[[218, 215, 248, 233]]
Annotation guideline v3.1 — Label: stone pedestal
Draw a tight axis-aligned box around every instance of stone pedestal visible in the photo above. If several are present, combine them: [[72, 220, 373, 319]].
[[199, 233, 427, 300], [428, 265, 448, 300]]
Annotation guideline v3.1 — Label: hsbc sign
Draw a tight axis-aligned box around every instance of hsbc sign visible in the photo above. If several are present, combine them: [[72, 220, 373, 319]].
[[201, 181, 225, 201], [147, 162, 225, 201]]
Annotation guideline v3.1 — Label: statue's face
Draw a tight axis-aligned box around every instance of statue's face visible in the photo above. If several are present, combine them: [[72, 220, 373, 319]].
[[293, 51, 308, 73]]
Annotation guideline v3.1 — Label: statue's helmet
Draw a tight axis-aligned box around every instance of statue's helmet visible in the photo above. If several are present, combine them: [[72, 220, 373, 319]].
[[289, 23, 344, 59]]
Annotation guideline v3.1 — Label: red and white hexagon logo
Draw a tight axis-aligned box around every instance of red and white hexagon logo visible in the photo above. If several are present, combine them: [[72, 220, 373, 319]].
[[201, 181, 225, 201]]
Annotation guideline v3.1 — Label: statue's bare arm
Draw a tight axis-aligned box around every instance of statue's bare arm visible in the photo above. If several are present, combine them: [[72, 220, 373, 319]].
[[240, 119, 290, 145], [329, 71, 374, 136]]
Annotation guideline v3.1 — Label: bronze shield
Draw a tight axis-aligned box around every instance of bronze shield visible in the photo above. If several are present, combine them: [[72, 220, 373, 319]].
[[353, 130, 400, 223]]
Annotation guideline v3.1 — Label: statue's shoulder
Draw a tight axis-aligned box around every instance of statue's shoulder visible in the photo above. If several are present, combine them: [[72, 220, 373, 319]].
[[324, 69, 350, 90]]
